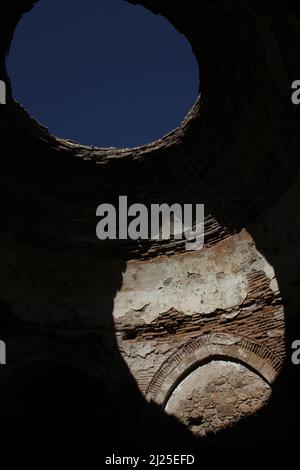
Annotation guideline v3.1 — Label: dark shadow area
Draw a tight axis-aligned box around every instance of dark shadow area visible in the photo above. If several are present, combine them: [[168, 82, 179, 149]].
[[0, 366, 119, 448], [1, 0, 300, 452]]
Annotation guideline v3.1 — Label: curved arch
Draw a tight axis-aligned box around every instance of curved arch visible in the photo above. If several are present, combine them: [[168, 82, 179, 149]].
[[1, 1, 299, 258], [146, 333, 282, 406]]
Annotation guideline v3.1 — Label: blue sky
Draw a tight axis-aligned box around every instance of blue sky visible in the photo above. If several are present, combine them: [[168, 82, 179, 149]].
[[6, 0, 199, 148]]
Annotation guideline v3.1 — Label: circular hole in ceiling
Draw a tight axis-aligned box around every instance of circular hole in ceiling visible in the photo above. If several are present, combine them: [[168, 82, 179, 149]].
[[6, 0, 199, 149], [165, 360, 272, 437]]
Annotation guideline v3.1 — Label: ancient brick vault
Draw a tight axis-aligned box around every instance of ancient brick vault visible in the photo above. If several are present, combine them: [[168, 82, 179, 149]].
[[0, 0, 300, 449]]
